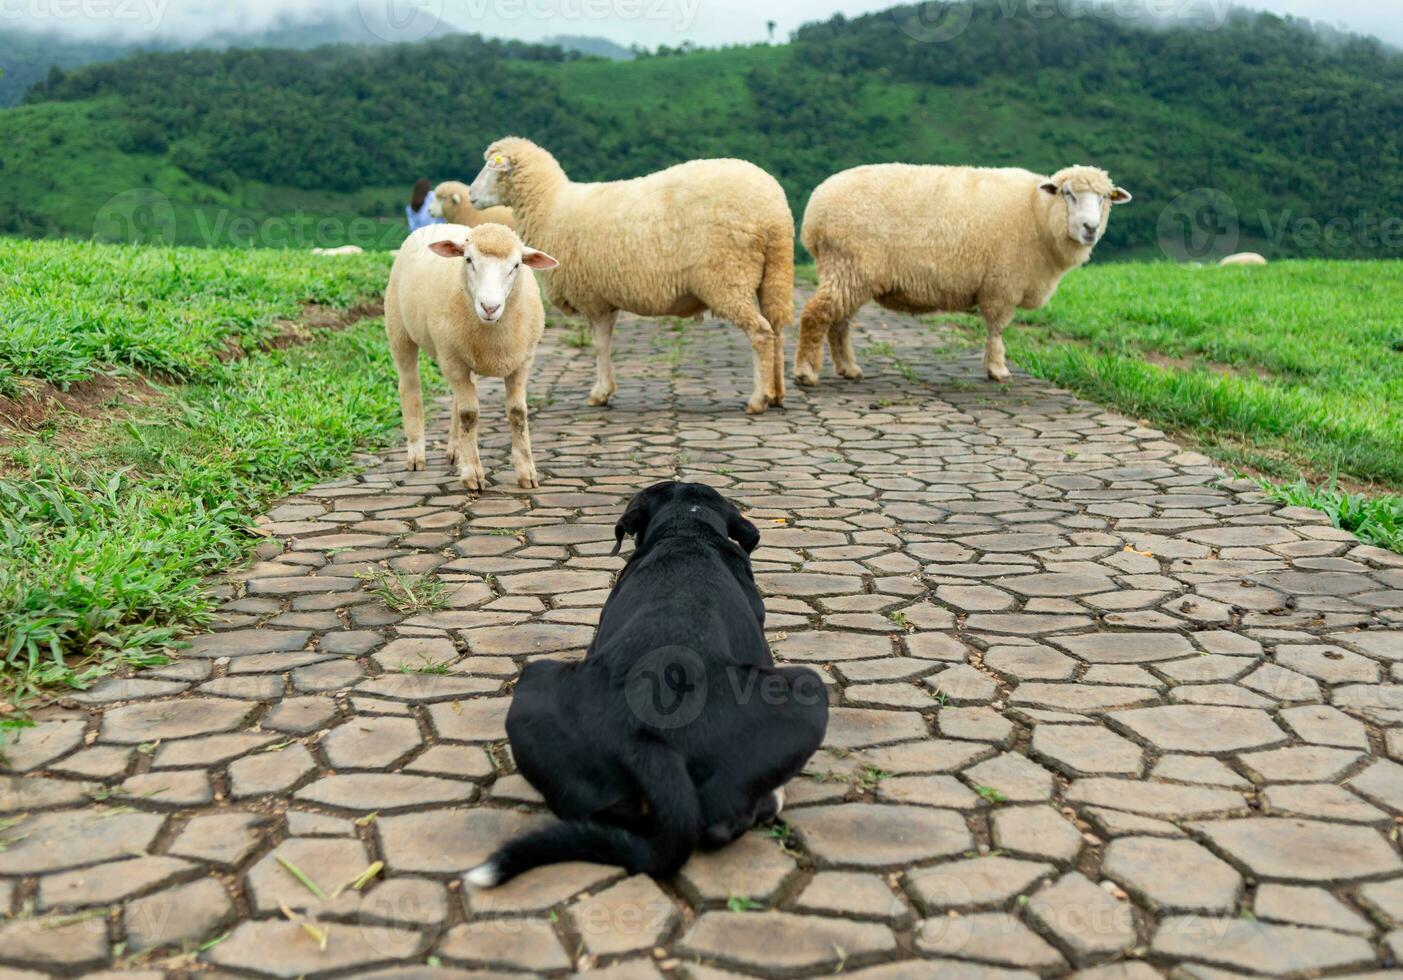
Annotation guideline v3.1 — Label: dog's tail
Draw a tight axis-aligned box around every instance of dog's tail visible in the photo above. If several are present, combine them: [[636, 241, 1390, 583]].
[[466, 740, 699, 887]]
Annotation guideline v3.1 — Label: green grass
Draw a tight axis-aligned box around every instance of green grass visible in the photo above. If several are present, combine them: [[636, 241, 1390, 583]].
[[0, 238, 390, 396], [0, 240, 413, 698], [935, 261, 1403, 491], [1258, 478, 1403, 554]]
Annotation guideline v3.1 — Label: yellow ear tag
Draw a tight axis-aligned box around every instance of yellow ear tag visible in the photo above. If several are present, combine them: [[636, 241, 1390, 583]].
[[489, 154, 508, 171]]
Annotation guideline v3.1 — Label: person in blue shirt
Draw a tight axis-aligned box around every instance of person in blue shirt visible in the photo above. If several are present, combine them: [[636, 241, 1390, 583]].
[[406, 178, 443, 233]]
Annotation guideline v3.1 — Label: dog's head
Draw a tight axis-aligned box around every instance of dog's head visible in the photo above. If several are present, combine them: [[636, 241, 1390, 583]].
[[611, 481, 760, 557]]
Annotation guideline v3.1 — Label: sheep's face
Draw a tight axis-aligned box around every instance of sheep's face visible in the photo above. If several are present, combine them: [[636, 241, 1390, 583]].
[[469, 153, 511, 210], [1040, 169, 1132, 248], [427, 194, 445, 219], [428, 224, 558, 324]]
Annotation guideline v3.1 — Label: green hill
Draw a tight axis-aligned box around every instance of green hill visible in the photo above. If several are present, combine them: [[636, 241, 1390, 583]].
[[2, 1, 1400, 258]]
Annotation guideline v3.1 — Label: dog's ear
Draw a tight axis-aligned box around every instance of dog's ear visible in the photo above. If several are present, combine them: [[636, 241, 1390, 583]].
[[612, 492, 656, 555], [725, 502, 761, 554]]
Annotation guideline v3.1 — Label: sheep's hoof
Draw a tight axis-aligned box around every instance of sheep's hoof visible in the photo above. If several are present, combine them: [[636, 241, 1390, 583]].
[[985, 364, 1012, 383], [516, 469, 540, 489], [445, 447, 458, 466], [837, 365, 864, 381], [406, 448, 426, 471], [586, 391, 612, 407], [793, 366, 820, 387], [460, 470, 486, 492], [745, 396, 769, 415]]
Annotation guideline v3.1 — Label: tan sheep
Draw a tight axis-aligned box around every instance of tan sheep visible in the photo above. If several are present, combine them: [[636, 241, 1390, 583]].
[[795, 164, 1131, 385], [430, 180, 516, 229], [385, 222, 558, 490], [467, 137, 795, 414]]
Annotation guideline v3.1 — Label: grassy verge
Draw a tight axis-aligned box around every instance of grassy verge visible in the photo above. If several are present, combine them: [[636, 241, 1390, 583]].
[[1, 322, 420, 699], [922, 259, 1403, 550], [0, 239, 413, 701], [0, 238, 389, 396]]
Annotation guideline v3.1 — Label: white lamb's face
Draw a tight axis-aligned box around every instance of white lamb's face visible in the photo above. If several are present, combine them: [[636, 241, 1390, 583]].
[[428, 235, 558, 324], [1043, 178, 1133, 247], [1062, 188, 1110, 247], [427, 193, 445, 219]]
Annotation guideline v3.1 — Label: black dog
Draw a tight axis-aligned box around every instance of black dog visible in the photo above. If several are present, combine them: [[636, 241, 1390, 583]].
[[467, 482, 828, 886]]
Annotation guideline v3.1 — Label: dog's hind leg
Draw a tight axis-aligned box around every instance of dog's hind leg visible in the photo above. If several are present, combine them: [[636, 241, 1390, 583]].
[[696, 665, 828, 850]]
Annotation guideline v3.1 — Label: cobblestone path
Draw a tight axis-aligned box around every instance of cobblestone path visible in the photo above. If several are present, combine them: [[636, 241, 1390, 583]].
[[5, 296, 1403, 978]]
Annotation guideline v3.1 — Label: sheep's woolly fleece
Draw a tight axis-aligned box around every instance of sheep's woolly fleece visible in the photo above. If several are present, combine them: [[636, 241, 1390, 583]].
[[474, 136, 795, 413], [479, 137, 794, 327], [795, 162, 1128, 386]]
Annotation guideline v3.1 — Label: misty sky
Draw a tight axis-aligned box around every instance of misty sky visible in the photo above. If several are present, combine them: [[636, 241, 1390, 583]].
[[8, 0, 1401, 48]]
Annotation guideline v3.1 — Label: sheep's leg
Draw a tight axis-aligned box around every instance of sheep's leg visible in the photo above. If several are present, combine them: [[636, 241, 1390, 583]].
[[980, 302, 1017, 383], [715, 303, 775, 415], [795, 277, 864, 386], [387, 322, 426, 471], [444, 364, 485, 491], [770, 321, 786, 407], [586, 311, 618, 407], [504, 361, 539, 490], [446, 395, 460, 466], [827, 318, 863, 380]]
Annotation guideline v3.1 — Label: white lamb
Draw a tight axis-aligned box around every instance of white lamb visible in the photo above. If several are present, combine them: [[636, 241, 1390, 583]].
[[385, 222, 558, 490], [794, 164, 1131, 385], [466, 137, 795, 414]]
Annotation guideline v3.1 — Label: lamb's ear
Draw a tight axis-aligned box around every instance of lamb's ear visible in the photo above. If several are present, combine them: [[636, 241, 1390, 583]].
[[428, 240, 465, 258], [1039, 182, 1060, 196], [1109, 187, 1133, 205], [725, 502, 761, 554], [451, 193, 461, 205], [521, 248, 558, 271]]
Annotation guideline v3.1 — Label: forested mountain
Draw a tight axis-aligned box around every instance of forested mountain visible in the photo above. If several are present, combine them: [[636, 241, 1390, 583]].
[[3, 1, 1400, 257]]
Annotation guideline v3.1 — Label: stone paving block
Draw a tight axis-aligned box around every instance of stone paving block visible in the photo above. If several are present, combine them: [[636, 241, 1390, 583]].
[[1023, 871, 1135, 965], [683, 911, 896, 974], [1101, 836, 1242, 913]]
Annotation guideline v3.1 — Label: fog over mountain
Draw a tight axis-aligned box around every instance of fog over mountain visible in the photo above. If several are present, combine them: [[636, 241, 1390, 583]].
[[5, 0, 1398, 48]]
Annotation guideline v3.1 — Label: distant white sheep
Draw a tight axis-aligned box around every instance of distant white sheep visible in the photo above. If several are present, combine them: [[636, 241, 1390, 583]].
[[1220, 252, 1267, 267], [311, 245, 364, 256], [467, 137, 795, 414], [795, 164, 1131, 385], [384, 222, 557, 490], [431, 180, 515, 229]]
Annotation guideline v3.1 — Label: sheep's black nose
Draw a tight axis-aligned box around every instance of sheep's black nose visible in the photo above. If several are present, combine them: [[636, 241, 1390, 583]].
[[1084, 223, 1099, 235]]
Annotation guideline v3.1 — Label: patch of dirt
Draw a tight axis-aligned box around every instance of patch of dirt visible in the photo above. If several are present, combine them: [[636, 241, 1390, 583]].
[[0, 299, 385, 450], [1142, 350, 1275, 382]]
